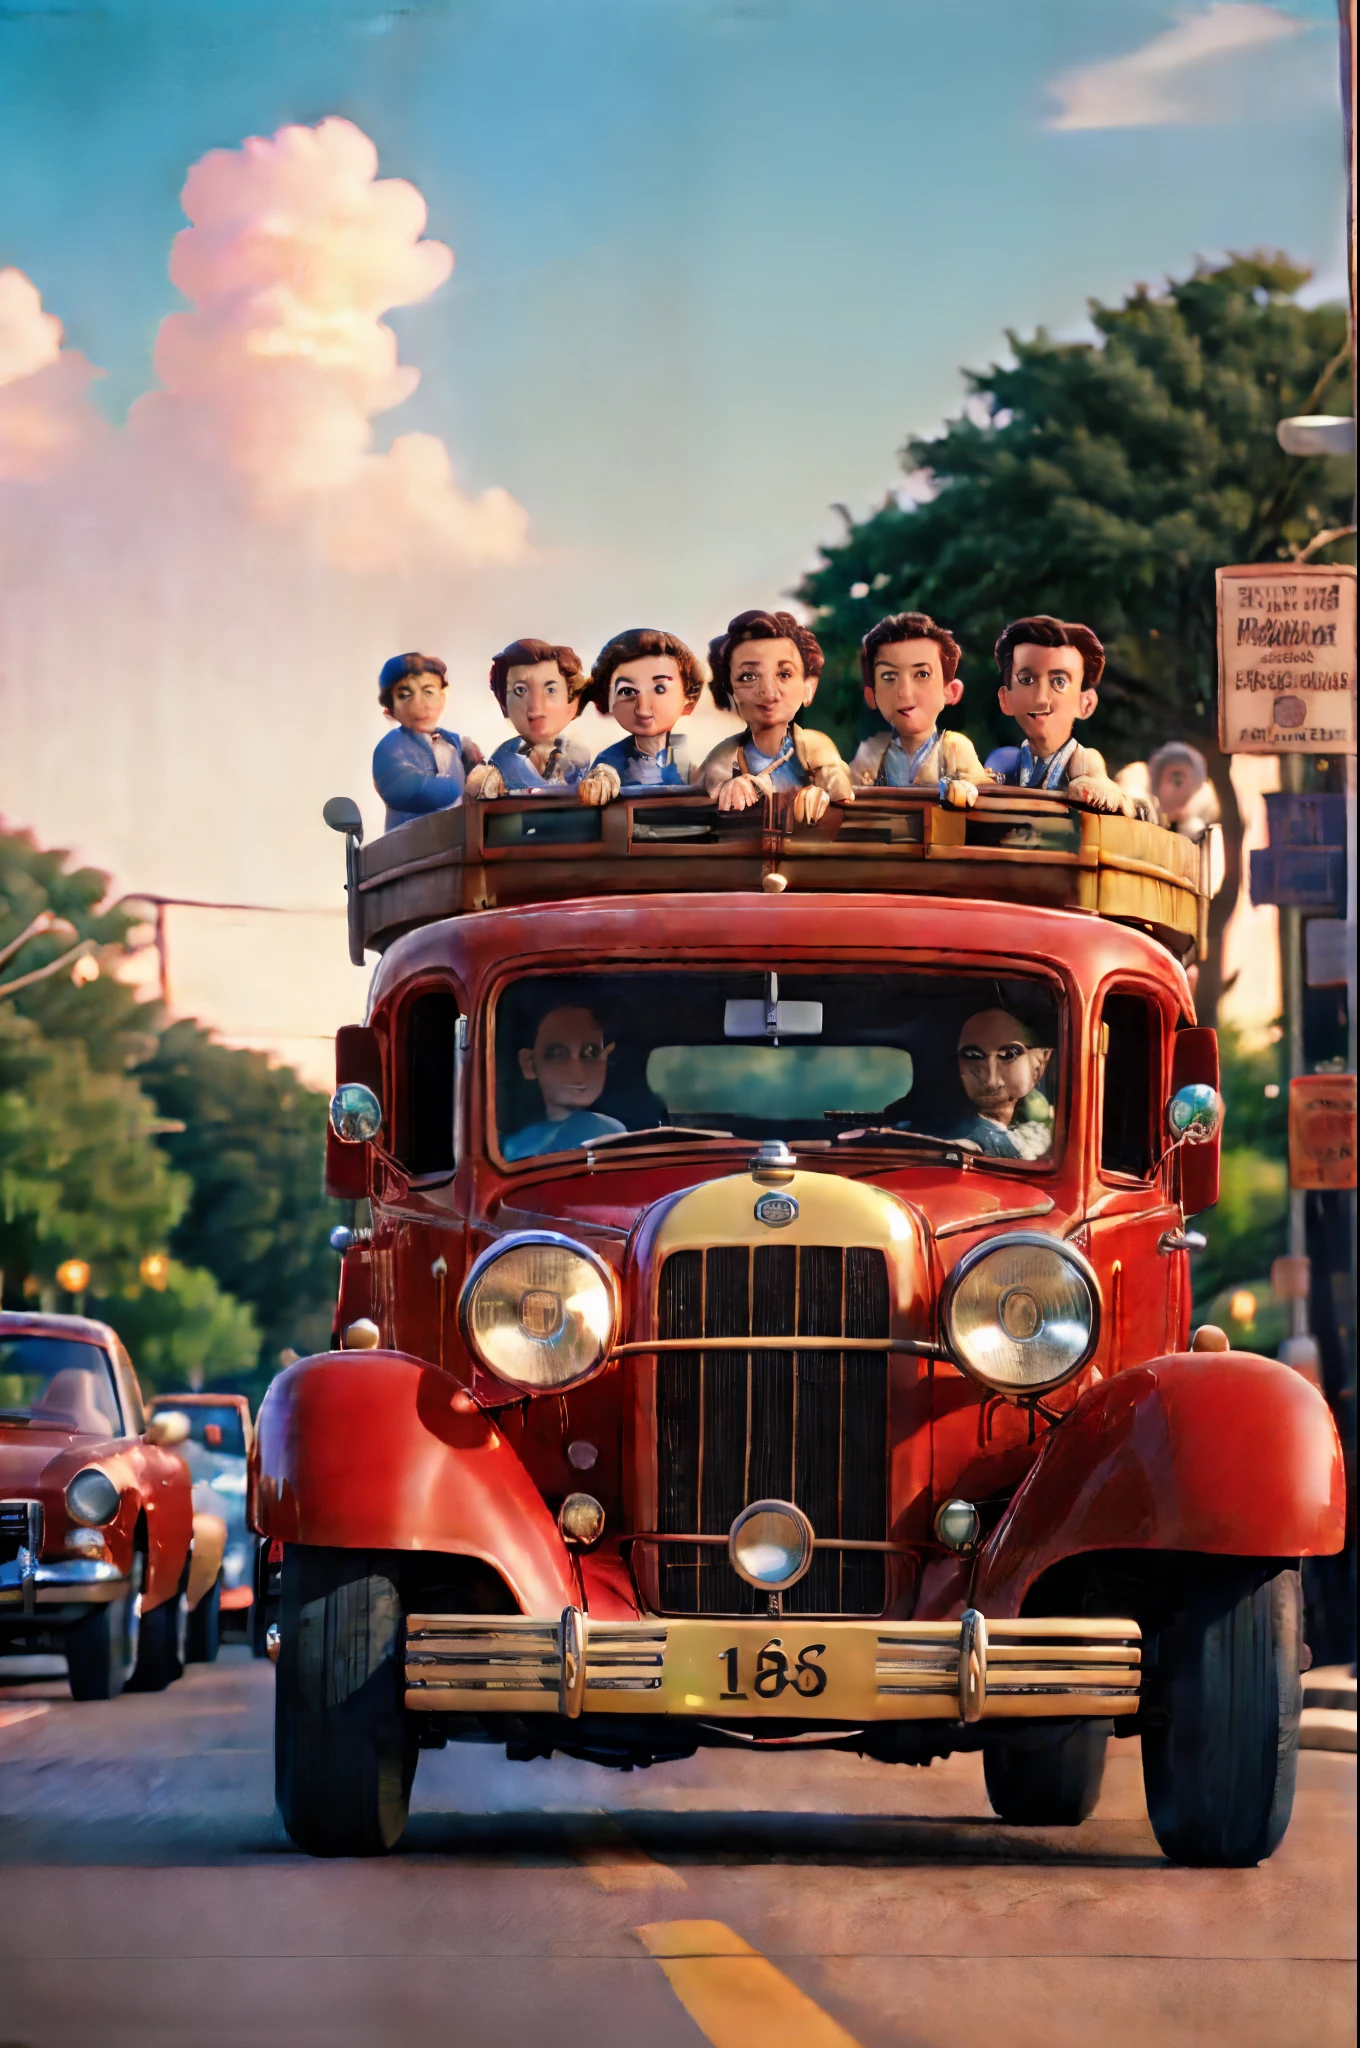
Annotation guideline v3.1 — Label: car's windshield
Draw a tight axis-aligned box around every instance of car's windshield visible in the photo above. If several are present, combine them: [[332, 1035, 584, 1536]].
[[155, 1401, 247, 1457], [0, 1336, 123, 1433], [492, 970, 1061, 1166]]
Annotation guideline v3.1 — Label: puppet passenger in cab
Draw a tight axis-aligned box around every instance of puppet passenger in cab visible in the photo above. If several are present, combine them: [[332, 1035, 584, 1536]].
[[502, 1003, 625, 1160], [371, 652, 485, 832], [986, 616, 1143, 816], [950, 1006, 1055, 1161], [700, 609, 853, 823], [577, 628, 703, 803], [465, 639, 591, 797], [849, 612, 990, 805]]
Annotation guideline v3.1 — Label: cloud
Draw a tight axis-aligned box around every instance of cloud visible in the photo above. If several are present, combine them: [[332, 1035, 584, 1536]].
[[1046, 3, 1307, 132], [0, 268, 107, 480]]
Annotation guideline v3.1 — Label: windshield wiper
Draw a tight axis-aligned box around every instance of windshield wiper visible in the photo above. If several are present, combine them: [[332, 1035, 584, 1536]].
[[834, 1128, 971, 1165], [583, 1126, 736, 1155]]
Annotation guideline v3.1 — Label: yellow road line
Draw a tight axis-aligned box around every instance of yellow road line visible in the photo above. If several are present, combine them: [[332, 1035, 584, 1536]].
[[636, 1920, 865, 2048], [572, 1816, 687, 1893]]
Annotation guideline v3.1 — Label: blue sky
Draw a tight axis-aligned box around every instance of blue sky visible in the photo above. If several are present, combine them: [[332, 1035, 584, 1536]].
[[0, 0, 1347, 631]]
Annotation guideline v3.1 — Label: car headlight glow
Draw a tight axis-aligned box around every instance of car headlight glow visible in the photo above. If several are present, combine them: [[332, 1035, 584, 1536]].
[[943, 1232, 1099, 1394], [457, 1232, 618, 1393], [65, 1467, 122, 1528]]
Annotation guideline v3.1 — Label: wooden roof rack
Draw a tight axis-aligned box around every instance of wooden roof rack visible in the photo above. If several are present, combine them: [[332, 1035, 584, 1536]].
[[341, 787, 1210, 965]]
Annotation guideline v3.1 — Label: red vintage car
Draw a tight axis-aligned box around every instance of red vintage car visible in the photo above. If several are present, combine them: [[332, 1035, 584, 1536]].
[[0, 1311, 212, 1697], [255, 787, 1345, 1865]]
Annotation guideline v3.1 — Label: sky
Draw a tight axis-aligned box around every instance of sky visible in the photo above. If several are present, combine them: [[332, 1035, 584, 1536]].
[[0, 0, 1344, 1078]]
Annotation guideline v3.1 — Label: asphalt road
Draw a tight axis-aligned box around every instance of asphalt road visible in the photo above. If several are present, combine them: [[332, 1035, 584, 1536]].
[[0, 1647, 1353, 2048]]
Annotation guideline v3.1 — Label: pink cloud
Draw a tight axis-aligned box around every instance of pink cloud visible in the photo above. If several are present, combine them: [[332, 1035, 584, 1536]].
[[0, 269, 106, 481]]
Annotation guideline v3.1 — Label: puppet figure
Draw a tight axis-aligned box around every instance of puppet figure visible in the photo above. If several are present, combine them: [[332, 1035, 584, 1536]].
[[986, 616, 1149, 817], [699, 609, 853, 823], [371, 652, 485, 832], [1146, 741, 1220, 841], [848, 612, 991, 805], [502, 1004, 626, 1160], [949, 1007, 1055, 1160], [465, 639, 591, 798], [577, 628, 703, 803]]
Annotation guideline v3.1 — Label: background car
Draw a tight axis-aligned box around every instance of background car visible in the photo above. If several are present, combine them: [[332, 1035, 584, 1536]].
[[147, 1393, 259, 1656], [0, 1312, 197, 1698]]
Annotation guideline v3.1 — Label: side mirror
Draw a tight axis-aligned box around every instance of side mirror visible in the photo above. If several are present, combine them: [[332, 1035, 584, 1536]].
[[330, 1225, 356, 1253], [330, 1082, 382, 1144], [1166, 1083, 1223, 1147], [323, 796, 364, 843], [145, 1410, 191, 1448]]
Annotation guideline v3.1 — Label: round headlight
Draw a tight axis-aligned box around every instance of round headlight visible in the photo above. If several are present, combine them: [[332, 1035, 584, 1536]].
[[65, 1467, 122, 1528], [558, 1493, 606, 1549], [458, 1232, 617, 1393], [729, 1500, 815, 1590], [943, 1232, 1099, 1394]]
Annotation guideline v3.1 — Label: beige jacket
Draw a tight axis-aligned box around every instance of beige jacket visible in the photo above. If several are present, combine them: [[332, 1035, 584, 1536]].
[[700, 725, 854, 801], [848, 728, 991, 789]]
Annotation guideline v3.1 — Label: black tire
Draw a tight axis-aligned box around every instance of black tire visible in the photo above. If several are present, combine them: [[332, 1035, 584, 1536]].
[[984, 1722, 1108, 1825], [274, 1546, 417, 1856], [130, 1585, 188, 1692], [251, 1541, 279, 1659], [1142, 1565, 1301, 1867], [66, 1552, 144, 1702], [187, 1572, 222, 1663]]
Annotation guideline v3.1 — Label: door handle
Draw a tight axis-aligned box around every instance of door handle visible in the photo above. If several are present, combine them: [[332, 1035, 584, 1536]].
[[1158, 1229, 1206, 1254]]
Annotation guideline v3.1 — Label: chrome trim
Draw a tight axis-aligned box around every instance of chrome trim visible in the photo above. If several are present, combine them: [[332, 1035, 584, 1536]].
[[958, 1608, 987, 1723], [0, 1558, 123, 1587], [940, 1230, 1102, 1394], [608, 1335, 944, 1358], [1158, 1229, 1207, 1254], [559, 1605, 588, 1718], [0, 1500, 43, 1615]]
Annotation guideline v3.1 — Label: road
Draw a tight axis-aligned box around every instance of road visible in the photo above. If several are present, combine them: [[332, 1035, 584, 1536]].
[[0, 1647, 1353, 2048]]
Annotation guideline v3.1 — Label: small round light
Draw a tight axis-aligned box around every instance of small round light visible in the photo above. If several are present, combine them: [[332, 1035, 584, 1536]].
[[329, 1083, 382, 1144], [934, 1498, 982, 1553], [943, 1232, 1099, 1394], [342, 1319, 381, 1349], [65, 1468, 121, 1528], [558, 1493, 606, 1548], [458, 1233, 617, 1394], [568, 1439, 598, 1470], [729, 1500, 815, 1590]]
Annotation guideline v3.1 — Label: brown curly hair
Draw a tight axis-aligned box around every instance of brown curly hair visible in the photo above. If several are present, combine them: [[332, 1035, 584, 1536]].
[[708, 609, 824, 712], [994, 615, 1105, 693], [859, 611, 961, 689], [488, 638, 588, 714], [580, 627, 706, 718]]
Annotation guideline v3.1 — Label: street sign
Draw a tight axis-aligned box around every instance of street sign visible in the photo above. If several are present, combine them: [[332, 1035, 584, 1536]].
[[1305, 918, 1352, 987], [1216, 563, 1356, 755], [1249, 793, 1348, 909], [1289, 1074, 1358, 1190]]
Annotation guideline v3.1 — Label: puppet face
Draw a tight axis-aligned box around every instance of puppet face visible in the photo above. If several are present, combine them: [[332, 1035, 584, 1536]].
[[608, 653, 693, 741], [388, 671, 449, 734], [864, 638, 962, 742], [518, 1006, 614, 1120], [505, 660, 578, 745], [997, 644, 1096, 755], [956, 1008, 1052, 1128], [1154, 760, 1200, 819], [729, 637, 815, 735]]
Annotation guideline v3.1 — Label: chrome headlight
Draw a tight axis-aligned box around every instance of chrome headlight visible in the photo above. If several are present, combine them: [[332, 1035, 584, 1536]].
[[942, 1232, 1099, 1394], [729, 1500, 815, 1590], [65, 1468, 122, 1528], [457, 1232, 618, 1393]]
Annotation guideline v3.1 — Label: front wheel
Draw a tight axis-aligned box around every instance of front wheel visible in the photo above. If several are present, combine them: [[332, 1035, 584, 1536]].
[[187, 1572, 222, 1663], [274, 1546, 417, 1856], [984, 1722, 1108, 1825], [1142, 1565, 1301, 1867], [66, 1553, 144, 1701], [130, 1584, 188, 1692]]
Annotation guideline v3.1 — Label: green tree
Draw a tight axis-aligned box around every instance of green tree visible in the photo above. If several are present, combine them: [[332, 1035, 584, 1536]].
[[136, 1021, 342, 1367], [89, 1259, 261, 1395], [796, 254, 1353, 1024]]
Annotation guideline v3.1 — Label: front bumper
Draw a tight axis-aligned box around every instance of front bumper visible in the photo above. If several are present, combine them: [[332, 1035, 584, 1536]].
[[405, 1610, 1142, 1724], [0, 1559, 127, 1610]]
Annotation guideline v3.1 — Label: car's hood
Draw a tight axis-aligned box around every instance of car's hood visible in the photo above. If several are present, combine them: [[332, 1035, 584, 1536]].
[[0, 1425, 113, 1495]]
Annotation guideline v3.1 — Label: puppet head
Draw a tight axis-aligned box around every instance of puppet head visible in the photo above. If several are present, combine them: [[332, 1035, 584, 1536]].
[[860, 612, 963, 743], [994, 616, 1103, 756], [709, 609, 824, 737], [379, 652, 449, 733], [489, 638, 588, 746], [583, 628, 704, 741]]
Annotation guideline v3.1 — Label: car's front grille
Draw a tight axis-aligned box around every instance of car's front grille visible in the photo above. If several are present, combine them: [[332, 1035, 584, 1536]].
[[0, 1500, 43, 1569], [653, 1244, 890, 1616]]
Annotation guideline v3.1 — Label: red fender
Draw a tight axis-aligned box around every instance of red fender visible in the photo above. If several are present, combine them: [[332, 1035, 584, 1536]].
[[251, 1351, 576, 1617], [974, 1353, 1346, 1616]]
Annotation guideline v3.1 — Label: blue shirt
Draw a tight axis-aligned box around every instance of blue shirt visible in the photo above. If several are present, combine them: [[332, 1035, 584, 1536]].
[[501, 1110, 626, 1160], [985, 737, 1079, 790], [592, 734, 694, 790], [878, 729, 941, 788], [373, 726, 470, 832], [489, 732, 590, 792], [739, 730, 807, 792]]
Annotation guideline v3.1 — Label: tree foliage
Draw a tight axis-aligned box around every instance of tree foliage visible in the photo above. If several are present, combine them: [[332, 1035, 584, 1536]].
[[796, 255, 1353, 1021], [89, 1259, 261, 1394]]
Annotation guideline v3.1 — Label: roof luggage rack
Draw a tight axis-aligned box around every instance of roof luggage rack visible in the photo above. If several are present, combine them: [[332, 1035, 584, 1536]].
[[336, 786, 1210, 965]]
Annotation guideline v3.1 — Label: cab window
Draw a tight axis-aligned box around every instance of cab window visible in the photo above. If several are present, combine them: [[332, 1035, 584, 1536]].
[[400, 990, 460, 1174], [1100, 992, 1158, 1180]]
